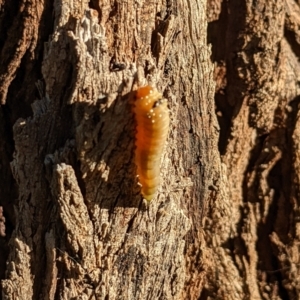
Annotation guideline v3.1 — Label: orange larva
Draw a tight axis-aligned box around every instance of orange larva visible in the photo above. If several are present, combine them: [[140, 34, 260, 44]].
[[133, 85, 170, 201]]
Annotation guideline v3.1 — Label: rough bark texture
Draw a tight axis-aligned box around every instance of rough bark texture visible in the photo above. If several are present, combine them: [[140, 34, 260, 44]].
[[2, 0, 298, 299], [206, 0, 300, 299], [0, 0, 218, 299]]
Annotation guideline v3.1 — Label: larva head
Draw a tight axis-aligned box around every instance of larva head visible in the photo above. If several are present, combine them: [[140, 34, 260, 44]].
[[136, 85, 153, 98], [135, 86, 164, 112]]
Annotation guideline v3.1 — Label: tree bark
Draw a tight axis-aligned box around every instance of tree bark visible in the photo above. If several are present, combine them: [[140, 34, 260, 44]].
[[206, 0, 300, 299], [0, 0, 218, 299], [3, 0, 298, 299]]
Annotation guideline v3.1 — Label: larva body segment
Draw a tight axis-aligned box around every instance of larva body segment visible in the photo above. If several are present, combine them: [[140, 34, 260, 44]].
[[133, 86, 170, 201]]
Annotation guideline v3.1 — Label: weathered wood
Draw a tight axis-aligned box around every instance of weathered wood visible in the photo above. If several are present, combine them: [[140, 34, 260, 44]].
[[1, 0, 218, 299], [206, 0, 300, 299]]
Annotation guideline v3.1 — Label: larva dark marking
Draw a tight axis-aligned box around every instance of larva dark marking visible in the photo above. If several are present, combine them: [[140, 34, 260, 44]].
[[133, 85, 170, 201]]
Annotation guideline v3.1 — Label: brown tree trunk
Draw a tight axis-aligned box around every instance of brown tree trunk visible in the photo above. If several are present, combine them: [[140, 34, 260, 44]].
[[206, 0, 300, 299], [0, 0, 217, 299], [2, 0, 296, 299]]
